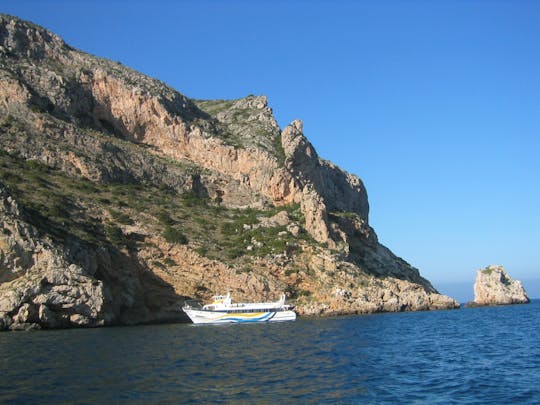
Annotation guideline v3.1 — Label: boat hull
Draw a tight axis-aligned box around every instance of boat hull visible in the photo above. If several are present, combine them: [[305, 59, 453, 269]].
[[183, 309, 296, 324]]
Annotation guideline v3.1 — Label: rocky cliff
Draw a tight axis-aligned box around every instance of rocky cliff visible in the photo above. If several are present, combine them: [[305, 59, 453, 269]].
[[472, 265, 529, 306], [0, 14, 458, 330]]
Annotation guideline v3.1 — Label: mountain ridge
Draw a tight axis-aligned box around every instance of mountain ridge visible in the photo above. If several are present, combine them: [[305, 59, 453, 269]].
[[0, 14, 458, 330]]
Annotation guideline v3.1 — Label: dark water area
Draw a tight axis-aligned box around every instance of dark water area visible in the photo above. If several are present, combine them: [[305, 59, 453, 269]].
[[1, 301, 539, 404]]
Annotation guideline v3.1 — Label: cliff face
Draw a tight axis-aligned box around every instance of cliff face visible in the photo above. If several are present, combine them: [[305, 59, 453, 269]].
[[473, 265, 529, 306], [0, 15, 458, 330]]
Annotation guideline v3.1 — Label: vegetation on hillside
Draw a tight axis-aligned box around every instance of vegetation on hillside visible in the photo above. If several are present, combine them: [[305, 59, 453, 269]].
[[193, 97, 286, 163], [0, 148, 311, 262]]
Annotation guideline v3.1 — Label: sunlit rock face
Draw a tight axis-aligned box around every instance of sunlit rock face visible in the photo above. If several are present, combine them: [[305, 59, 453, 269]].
[[473, 265, 530, 306]]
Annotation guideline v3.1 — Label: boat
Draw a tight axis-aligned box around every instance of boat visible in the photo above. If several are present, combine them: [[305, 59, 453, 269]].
[[182, 292, 296, 324]]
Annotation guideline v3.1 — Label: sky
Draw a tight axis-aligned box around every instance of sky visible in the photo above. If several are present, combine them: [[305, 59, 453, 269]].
[[2, 1, 539, 301]]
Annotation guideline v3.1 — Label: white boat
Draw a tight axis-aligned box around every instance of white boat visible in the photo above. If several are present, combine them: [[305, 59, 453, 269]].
[[182, 292, 296, 324]]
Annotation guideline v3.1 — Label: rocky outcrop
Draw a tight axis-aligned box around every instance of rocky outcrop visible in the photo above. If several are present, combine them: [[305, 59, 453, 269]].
[[0, 14, 460, 330], [0, 184, 105, 330], [472, 265, 529, 306], [0, 183, 190, 330]]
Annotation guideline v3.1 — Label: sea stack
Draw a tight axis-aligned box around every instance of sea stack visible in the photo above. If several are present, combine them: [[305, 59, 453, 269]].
[[473, 265, 529, 306]]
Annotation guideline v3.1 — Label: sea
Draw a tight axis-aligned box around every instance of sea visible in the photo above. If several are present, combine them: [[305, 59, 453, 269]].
[[1, 300, 539, 404]]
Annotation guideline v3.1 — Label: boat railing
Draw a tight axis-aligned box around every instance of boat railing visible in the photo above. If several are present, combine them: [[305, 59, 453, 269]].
[[182, 300, 203, 310]]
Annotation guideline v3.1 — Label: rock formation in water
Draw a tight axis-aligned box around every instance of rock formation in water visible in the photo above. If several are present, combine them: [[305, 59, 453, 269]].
[[0, 14, 458, 330], [472, 265, 529, 306]]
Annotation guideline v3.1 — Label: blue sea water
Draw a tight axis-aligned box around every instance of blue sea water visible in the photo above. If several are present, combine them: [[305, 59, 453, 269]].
[[1, 301, 539, 404]]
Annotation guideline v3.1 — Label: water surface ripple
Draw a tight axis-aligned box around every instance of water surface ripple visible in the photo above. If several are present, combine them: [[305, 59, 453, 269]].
[[1, 301, 539, 403]]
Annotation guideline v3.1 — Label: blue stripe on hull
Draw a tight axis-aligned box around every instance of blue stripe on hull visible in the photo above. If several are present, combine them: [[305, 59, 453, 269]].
[[219, 312, 276, 323]]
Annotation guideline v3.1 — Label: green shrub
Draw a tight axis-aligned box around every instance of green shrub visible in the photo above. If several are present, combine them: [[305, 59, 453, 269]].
[[111, 210, 134, 225], [152, 260, 165, 269], [76, 181, 99, 194], [286, 203, 304, 223], [226, 246, 244, 259], [46, 203, 69, 219], [235, 266, 251, 274], [193, 216, 208, 226], [105, 223, 126, 246], [29, 103, 45, 113], [284, 285, 297, 298], [220, 222, 238, 236], [241, 208, 259, 225], [26, 159, 48, 172], [182, 191, 208, 207], [156, 210, 174, 225], [195, 284, 209, 293], [0, 171, 22, 182], [273, 133, 287, 165], [196, 246, 208, 256], [284, 268, 298, 277], [330, 211, 359, 220], [162, 225, 188, 244], [1, 115, 15, 128]]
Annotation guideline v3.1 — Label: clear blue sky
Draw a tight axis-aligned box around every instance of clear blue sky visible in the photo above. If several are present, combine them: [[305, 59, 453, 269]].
[[3, 1, 539, 301]]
